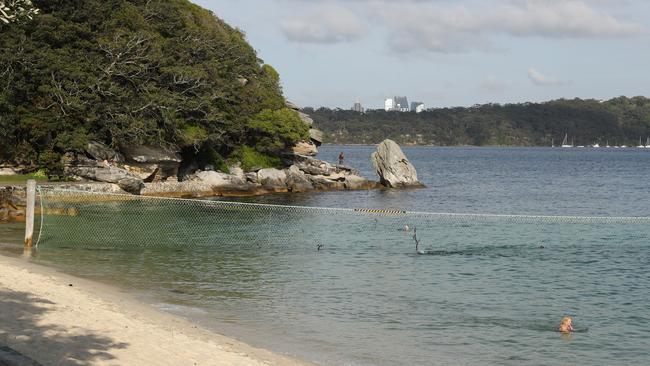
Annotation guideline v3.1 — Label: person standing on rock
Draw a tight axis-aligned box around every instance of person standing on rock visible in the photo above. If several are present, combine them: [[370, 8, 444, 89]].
[[338, 152, 345, 166]]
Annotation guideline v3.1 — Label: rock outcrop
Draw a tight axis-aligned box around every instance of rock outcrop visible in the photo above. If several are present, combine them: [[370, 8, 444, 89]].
[[257, 168, 287, 189], [285, 165, 313, 192], [65, 166, 144, 194], [371, 139, 423, 188], [85, 141, 124, 163], [121, 145, 181, 182], [292, 141, 318, 156]]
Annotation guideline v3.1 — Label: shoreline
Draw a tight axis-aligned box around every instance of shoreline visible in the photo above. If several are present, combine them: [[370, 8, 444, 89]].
[[0, 253, 313, 366]]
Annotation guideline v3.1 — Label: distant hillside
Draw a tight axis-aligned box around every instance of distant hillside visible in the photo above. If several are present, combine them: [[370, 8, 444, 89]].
[[309, 97, 650, 146], [0, 0, 307, 174]]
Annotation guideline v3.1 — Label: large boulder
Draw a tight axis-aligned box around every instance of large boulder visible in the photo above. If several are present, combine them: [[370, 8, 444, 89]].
[[257, 168, 287, 188], [65, 166, 144, 194], [298, 111, 314, 126], [343, 174, 376, 190], [120, 145, 181, 164], [0, 167, 18, 176], [120, 145, 181, 181], [193, 170, 245, 187], [309, 128, 324, 146], [285, 165, 313, 192], [371, 139, 423, 188], [292, 155, 335, 176], [86, 141, 124, 163]]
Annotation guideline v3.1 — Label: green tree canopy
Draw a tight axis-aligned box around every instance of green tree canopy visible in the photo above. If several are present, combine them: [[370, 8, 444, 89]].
[[0, 0, 303, 172]]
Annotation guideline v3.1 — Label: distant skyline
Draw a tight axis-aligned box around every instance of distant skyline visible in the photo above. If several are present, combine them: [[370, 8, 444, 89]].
[[194, 0, 650, 109]]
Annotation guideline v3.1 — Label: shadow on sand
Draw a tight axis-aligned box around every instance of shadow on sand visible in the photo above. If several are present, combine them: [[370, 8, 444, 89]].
[[0, 290, 128, 366]]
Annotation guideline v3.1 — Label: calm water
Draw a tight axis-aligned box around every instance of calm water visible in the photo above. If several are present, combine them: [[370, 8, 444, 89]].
[[2, 147, 650, 365]]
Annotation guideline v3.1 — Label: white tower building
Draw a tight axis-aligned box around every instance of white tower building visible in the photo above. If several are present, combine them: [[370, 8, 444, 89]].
[[384, 98, 395, 111]]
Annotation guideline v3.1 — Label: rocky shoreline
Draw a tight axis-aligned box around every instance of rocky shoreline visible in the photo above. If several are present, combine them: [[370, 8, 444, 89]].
[[1, 138, 423, 223]]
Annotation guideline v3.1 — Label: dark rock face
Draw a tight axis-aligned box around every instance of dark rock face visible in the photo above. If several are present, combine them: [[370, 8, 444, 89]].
[[65, 166, 144, 194], [371, 139, 423, 188], [120, 145, 181, 182], [86, 141, 124, 163], [121, 145, 182, 164]]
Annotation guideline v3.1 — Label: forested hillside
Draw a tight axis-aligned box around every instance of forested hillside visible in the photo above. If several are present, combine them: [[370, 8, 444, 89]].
[[0, 0, 307, 174], [309, 97, 650, 146]]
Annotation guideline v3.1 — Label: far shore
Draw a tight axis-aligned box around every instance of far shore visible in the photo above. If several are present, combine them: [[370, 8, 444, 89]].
[[0, 254, 312, 366]]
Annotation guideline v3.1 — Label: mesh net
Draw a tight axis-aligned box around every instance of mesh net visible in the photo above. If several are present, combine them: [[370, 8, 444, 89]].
[[36, 187, 650, 252]]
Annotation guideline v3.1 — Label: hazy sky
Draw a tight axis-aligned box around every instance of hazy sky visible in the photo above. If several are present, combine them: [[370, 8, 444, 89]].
[[193, 0, 650, 109]]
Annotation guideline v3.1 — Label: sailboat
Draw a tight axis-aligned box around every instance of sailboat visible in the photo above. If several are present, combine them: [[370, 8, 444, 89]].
[[561, 134, 573, 148], [646, 137, 650, 148]]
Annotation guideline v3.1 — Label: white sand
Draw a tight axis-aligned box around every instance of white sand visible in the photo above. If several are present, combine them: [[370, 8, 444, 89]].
[[0, 254, 313, 366]]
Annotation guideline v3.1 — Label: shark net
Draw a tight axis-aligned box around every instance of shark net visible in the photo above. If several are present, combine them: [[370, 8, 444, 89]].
[[35, 187, 650, 253]]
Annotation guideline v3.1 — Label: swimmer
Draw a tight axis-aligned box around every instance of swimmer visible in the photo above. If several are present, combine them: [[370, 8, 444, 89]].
[[403, 224, 410, 232], [558, 316, 574, 333]]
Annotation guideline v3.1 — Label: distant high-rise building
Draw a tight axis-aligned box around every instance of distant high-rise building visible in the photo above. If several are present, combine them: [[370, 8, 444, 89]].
[[394, 96, 409, 112], [352, 101, 364, 113], [411, 102, 425, 113], [384, 98, 395, 111]]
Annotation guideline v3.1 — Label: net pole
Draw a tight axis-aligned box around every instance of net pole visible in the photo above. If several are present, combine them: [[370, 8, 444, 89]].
[[24, 179, 36, 249]]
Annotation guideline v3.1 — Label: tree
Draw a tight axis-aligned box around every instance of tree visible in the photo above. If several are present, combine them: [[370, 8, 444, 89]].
[[0, 0, 38, 25], [1, 0, 305, 173]]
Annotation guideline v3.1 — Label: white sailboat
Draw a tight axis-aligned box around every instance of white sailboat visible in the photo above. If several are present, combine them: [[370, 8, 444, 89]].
[[646, 137, 650, 148], [561, 134, 573, 148]]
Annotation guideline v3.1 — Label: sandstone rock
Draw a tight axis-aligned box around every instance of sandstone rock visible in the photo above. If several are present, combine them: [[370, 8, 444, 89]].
[[228, 163, 245, 180], [8, 207, 25, 220], [371, 139, 422, 188], [285, 165, 313, 192], [245, 172, 258, 184], [257, 168, 287, 188], [343, 175, 376, 190], [0, 207, 9, 221], [120, 145, 181, 181], [62, 152, 99, 167], [285, 100, 300, 110], [308, 175, 345, 191], [0, 167, 18, 176], [292, 141, 318, 156], [193, 170, 245, 188], [65, 166, 144, 194], [298, 111, 314, 126], [122, 164, 159, 181], [309, 129, 324, 146], [292, 155, 335, 176], [121, 145, 181, 164], [86, 141, 124, 163]]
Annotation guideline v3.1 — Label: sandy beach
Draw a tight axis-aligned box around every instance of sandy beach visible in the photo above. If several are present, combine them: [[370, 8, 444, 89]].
[[0, 254, 312, 366]]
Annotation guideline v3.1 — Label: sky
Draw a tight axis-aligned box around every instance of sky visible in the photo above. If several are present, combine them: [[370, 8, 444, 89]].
[[193, 0, 650, 109]]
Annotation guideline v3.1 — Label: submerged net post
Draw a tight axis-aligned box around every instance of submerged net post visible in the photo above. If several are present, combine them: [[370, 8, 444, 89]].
[[24, 179, 36, 249]]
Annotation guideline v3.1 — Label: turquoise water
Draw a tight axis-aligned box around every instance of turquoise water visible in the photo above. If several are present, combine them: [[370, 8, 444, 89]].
[[2, 147, 650, 365]]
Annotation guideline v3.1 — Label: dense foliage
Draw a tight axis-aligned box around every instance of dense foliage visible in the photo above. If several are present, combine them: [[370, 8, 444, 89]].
[[0, 0, 308, 171], [0, 0, 38, 25], [310, 97, 650, 146]]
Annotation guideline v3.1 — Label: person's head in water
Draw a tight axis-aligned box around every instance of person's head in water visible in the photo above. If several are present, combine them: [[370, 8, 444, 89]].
[[558, 316, 574, 333]]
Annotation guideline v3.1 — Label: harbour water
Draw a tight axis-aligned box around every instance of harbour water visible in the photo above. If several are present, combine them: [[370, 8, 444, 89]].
[[2, 146, 650, 365]]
